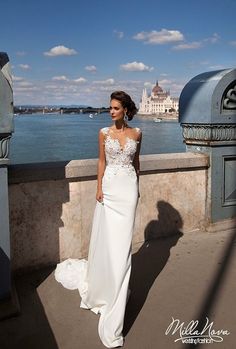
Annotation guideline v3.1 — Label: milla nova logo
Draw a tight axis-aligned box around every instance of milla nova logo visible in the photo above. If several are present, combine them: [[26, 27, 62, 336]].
[[165, 317, 230, 344]]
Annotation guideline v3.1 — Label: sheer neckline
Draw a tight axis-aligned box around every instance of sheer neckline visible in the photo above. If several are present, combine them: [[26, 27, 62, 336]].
[[106, 135, 137, 152], [107, 127, 138, 152]]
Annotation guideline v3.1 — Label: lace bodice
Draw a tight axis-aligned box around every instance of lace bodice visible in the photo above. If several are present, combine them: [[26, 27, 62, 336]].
[[101, 126, 141, 176]]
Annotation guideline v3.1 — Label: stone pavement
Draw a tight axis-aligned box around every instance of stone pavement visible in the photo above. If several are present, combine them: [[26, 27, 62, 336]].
[[0, 228, 235, 349]]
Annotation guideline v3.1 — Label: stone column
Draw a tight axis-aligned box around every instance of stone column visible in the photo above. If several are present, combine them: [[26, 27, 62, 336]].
[[0, 52, 18, 319], [179, 69, 236, 227]]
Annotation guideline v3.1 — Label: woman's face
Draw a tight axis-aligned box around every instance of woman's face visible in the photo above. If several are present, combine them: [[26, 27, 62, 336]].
[[109, 99, 127, 122]]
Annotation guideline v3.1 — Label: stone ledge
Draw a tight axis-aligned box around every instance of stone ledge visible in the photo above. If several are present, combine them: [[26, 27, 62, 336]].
[[204, 217, 236, 233], [140, 152, 209, 172], [0, 159, 10, 166], [8, 152, 209, 184]]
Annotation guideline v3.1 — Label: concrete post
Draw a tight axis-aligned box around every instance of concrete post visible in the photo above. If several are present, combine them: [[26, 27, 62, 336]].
[[0, 167, 11, 299], [0, 52, 18, 319], [179, 69, 236, 227]]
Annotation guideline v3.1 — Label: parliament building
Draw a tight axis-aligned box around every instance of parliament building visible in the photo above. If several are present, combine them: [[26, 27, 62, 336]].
[[139, 81, 179, 115]]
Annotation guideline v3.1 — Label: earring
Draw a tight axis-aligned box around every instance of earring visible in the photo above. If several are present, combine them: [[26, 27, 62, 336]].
[[124, 114, 128, 121]]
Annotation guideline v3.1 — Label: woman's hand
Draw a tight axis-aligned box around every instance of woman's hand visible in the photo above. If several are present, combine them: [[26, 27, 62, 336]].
[[96, 188, 104, 204]]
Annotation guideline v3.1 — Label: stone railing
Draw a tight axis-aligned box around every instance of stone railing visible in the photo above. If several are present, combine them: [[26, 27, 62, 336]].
[[8, 153, 209, 272]]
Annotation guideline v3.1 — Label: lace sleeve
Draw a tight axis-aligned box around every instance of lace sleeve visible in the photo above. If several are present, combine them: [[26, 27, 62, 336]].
[[100, 127, 109, 145]]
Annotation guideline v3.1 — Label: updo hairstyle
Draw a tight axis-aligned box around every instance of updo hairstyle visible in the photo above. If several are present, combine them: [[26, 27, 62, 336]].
[[110, 91, 137, 121]]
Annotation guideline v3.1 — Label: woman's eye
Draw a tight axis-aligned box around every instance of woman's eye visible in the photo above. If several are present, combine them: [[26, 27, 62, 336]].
[[109, 106, 120, 111]]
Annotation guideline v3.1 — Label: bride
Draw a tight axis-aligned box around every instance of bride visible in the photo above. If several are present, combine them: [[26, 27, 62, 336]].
[[55, 91, 142, 348]]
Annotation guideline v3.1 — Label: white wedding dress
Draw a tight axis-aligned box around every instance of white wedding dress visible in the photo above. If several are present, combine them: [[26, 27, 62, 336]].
[[55, 126, 141, 348]]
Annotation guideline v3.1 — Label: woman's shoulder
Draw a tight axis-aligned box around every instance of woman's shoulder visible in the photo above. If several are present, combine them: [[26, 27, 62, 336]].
[[100, 126, 110, 135], [134, 126, 142, 133], [127, 126, 142, 142], [130, 126, 142, 135]]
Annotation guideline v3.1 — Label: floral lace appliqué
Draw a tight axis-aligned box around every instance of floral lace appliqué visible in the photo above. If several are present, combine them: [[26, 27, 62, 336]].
[[101, 127, 140, 178]]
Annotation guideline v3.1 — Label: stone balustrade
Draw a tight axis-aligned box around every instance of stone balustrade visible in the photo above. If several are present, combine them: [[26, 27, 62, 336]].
[[8, 152, 209, 272]]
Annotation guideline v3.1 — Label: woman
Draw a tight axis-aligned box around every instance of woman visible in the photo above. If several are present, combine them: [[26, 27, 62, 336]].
[[55, 91, 142, 348]]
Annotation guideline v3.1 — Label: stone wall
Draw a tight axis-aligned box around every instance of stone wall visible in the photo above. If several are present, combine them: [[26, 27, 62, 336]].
[[8, 153, 209, 271]]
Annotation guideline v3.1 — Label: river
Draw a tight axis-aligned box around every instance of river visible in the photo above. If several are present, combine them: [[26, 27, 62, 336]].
[[10, 113, 186, 164]]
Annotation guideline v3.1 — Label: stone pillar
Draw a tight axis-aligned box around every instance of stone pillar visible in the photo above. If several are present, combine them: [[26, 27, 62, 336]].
[[179, 69, 236, 226], [0, 52, 18, 319]]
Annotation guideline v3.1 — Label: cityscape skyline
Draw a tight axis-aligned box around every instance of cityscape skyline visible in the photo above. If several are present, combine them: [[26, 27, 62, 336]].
[[1, 0, 236, 106]]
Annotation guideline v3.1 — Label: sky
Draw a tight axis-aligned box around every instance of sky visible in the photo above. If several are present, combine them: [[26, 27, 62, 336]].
[[1, 0, 236, 107]]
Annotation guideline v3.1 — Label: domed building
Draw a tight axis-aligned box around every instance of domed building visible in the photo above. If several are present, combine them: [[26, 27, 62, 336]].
[[139, 80, 179, 115]]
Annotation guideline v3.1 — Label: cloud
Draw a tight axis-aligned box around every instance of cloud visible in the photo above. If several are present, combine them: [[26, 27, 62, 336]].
[[93, 78, 115, 85], [16, 51, 27, 56], [51, 76, 87, 84], [120, 61, 154, 72], [173, 41, 202, 50], [13, 74, 186, 106], [52, 75, 69, 81], [73, 77, 87, 83], [229, 40, 236, 46], [173, 33, 220, 50], [133, 30, 219, 50], [133, 29, 184, 45], [208, 64, 225, 70], [170, 83, 185, 95], [114, 30, 124, 39], [45, 84, 59, 90], [18, 64, 31, 70], [204, 33, 220, 43], [14, 86, 39, 93], [12, 75, 24, 81], [17, 81, 34, 87], [159, 79, 172, 85], [44, 45, 77, 57], [144, 81, 153, 88], [199, 60, 210, 65], [85, 65, 97, 72]]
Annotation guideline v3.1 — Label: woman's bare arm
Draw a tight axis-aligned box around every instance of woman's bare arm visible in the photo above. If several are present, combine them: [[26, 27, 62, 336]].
[[96, 130, 106, 201], [133, 131, 142, 196]]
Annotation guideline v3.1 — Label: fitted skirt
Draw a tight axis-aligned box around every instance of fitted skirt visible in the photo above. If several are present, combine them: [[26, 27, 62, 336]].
[[55, 166, 139, 348]]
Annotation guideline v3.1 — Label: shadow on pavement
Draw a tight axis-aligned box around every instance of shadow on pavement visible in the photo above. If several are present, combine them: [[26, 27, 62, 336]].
[[182, 228, 236, 349], [0, 266, 58, 349], [123, 200, 183, 336]]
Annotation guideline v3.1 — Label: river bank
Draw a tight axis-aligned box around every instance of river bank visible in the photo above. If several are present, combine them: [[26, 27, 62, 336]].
[[137, 112, 178, 121]]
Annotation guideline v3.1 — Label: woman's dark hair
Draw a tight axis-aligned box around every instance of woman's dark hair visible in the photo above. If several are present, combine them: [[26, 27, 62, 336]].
[[110, 91, 138, 121]]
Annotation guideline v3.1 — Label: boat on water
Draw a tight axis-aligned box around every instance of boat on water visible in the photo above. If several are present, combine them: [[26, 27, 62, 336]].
[[153, 117, 161, 123], [89, 112, 99, 118]]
